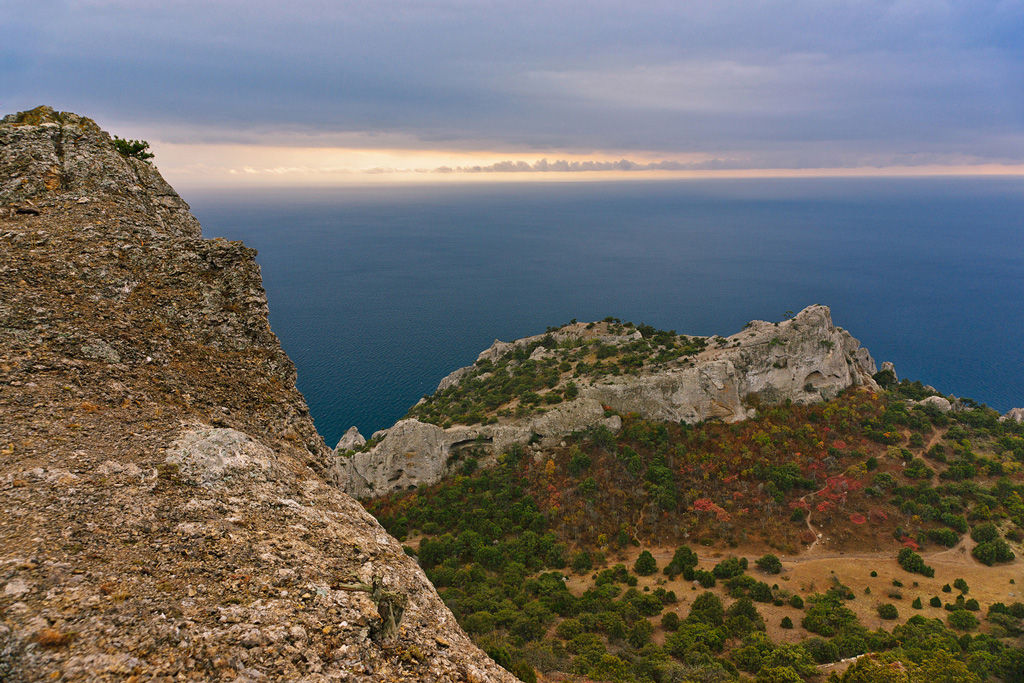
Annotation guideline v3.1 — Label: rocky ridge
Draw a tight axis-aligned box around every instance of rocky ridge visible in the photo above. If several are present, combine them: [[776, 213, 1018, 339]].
[[0, 107, 515, 682], [335, 306, 879, 499]]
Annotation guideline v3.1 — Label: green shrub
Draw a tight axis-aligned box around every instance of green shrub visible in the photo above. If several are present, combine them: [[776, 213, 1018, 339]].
[[912, 597, 922, 609], [756, 666, 804, 683], [971, 522, 999, 543], [877, 604, 899, 620], [555, 618, 583, 640], [570, 551, 592, 573], [973, 538, 1015, 566], [953, 578, 969, 594], [802, 637, 839, 664], [897, 547, 935, 577], [688, 592, 725, 626], [930, 596, 942, 607], [712, 557, 746, 579], [756, 554, 783, 575], [780, 616, 793, 629], [660, 611, 681, 631], [801, 595, 857, 637], [663, 545, 698, 577], [633, 550, 657, 576], [948, 610, 979, 631], [926, 528, 960, 547], [694, 569, 717, 588], [112, 136, 155, 161], [568, 450, 591, 476]]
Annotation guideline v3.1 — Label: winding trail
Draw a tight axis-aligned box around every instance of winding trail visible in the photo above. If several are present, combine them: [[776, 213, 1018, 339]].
[[798, 482, 831, 554]]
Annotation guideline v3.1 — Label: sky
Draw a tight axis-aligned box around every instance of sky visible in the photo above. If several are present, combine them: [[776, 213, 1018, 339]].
[[3, 0, 1024, 185]]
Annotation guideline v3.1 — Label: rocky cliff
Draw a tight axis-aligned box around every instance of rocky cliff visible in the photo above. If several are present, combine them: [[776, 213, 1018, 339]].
[[0, 107, 515, 682], [336, 306, 878, 499]]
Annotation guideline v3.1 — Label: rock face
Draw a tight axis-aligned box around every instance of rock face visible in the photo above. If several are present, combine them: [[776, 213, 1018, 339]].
[[336, 305, 877, 499], [334, 425, 367, 451], [340, 403, 623, 498], [916, 395, 953, 413], [1, 106, 200, 239], [0, 108, 514, 682], [1002, 408, 1024, 424]]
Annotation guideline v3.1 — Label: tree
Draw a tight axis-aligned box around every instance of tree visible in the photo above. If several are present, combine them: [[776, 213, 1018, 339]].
[[660, 611, 680, 631], [712, 556, 746, 579], [838, 655, 910, 683], [756, 666, 803, 683], [627, 619, 654, 648], [112, 136, 155, 162], [756, 554, 783, 574], [915, 648, 981, 683], [571, 551, 592, 573], [633, 550, 657, 576], [802, 595, 858, 637], [897, 547, 935, 577], [970, 523, 998, 543], [664, 545, 698, 578], [688, 591, 724, 626], [948, 610, 979, 631], [877, 604, 898, 620], [972, 538, 1015, 566], [764, 643, 817, 677]]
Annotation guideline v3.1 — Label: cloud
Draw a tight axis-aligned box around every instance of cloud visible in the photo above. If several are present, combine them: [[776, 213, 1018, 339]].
[[5, 0, 1022, 173], [448, 158, 741, 173]]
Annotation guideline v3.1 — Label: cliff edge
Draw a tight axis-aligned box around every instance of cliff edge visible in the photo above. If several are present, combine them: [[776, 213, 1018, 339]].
[[0, 107, 515, 682]]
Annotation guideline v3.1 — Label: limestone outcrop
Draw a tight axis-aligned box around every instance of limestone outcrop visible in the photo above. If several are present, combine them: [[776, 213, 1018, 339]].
[[0, 108, 515, 683], [1002, 408, 1024, 424], [915, 395, 953, 413], [339, 401, 622, 498], [1, 106, 200, 239], [336, 305, 877, 499], [334, 425, 367, 451]]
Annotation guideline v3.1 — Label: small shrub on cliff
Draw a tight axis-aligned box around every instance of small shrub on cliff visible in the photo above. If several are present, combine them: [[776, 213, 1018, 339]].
[[112, 136, 154, 162]]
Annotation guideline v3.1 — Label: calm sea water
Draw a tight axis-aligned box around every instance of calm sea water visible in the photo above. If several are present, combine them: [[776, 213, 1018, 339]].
[[186, 177, 1024, 446]]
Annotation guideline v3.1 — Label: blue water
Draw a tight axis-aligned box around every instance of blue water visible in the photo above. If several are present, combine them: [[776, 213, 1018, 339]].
[[186, 177, 1024, 446]]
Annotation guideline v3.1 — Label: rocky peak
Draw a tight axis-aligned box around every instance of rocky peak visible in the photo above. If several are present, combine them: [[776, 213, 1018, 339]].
[[0, 108, 514, 682], [335, 304, 879, 499], [1, 105, 200, 239]]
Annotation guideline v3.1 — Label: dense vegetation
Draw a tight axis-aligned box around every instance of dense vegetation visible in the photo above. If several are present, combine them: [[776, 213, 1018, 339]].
[[366, 378, 1024, 682]]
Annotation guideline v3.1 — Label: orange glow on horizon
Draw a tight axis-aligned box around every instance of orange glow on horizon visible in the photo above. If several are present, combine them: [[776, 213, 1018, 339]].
[[149, 141, 1024, 189]]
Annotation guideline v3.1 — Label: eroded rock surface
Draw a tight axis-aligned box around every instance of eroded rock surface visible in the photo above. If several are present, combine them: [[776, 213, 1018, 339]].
[[1002, 408, 1024, 424], [0, 107, 514, 683], [336, 305, 877, 499]]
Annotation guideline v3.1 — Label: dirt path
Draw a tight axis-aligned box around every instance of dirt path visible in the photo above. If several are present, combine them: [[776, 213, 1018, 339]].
[[797, 482, 831, 554]]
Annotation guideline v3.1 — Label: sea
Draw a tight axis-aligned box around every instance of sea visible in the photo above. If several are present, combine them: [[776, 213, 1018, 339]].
[[185, 177, 1024, 447]]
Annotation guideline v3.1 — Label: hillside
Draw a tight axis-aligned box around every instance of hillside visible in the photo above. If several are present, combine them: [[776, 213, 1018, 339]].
[[0, 107, 515, 682], [363, 329, 1024, 682], [335, 305, 877, 499]]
